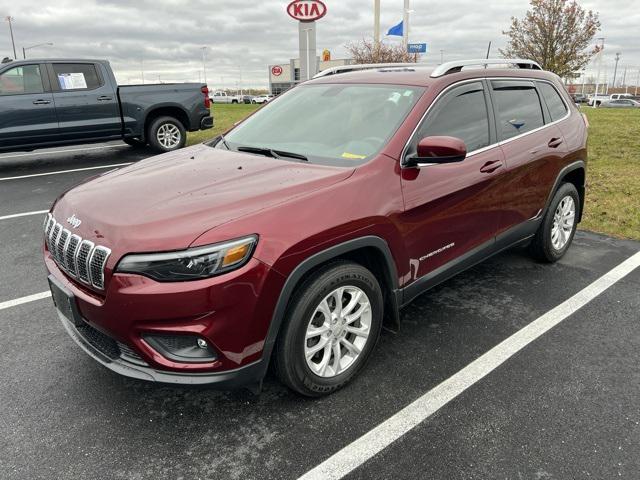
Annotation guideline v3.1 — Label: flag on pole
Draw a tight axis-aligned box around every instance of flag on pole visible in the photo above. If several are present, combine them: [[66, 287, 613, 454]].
[[386, 20, 403, 36]]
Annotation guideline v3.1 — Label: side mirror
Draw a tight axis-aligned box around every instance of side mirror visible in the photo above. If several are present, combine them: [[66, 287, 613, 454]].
[[404, 136, 467, 168]]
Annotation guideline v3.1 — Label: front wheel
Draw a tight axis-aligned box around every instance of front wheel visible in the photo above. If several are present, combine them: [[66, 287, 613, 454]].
[[147, 116, 186, 153], [530, 182, 580, 262], [274, 261, 383, 397]]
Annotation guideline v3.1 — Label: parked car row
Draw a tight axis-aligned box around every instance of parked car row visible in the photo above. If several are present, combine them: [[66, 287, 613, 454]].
[[209, 91, 274, 104], [580, 92, 640, 107]]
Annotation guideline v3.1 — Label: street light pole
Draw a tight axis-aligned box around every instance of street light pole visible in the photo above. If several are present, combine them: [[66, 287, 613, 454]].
[[22, 42, 53, 59], [593, 37, 604, 108], [200, 46, 207, 84], [5, 16, 17, 59], [402, 0, 410, 51], [373, 0, 380, 46], [612, 52, 621, 88]]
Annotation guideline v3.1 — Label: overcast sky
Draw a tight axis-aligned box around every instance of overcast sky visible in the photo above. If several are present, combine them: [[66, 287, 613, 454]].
[[1, 0, 638, 88]]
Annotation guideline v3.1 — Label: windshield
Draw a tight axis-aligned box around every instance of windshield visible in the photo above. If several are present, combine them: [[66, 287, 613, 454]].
[[215, 83, 424, 166]]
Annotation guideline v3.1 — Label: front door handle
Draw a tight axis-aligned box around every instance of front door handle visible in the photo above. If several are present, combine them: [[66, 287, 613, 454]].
[[97, 95, 113, 101], [548, 137, 563, 148], [479, 160, 503, 173], [32, 99, 51, 105]]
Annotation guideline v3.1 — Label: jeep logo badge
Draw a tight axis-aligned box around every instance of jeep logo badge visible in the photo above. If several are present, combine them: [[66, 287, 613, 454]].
[[66, 214, 82, 229]]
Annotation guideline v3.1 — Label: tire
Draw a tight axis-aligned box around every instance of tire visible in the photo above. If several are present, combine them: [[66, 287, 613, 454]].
[[123, 137, 145, 148], [273, 261, 384, 397], [147, 116, 186, 153], [231, 100, 238, 104], [529, 182, 580, 263]]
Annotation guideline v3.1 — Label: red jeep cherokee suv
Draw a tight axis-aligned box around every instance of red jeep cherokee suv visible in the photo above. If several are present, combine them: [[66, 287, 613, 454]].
[[44, 59, 587, 396]]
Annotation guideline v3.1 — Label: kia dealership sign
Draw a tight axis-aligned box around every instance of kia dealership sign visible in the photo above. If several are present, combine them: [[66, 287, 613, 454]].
[[287, 0, 327, 22], [271, 65, 283, 76]]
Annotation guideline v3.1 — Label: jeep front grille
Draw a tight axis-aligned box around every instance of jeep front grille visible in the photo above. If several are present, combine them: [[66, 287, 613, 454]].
[[44, 213, 111, 290]]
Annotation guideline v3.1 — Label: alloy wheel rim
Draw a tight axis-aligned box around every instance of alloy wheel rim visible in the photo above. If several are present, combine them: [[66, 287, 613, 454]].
[[551, 195, 575, 250], [157, 124, 181, 149], [304, 286, 372, 378]]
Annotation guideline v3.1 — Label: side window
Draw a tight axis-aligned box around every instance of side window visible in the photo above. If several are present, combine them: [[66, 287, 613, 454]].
[[491, 80, 544, 140], [538, 82, 568, 122], [413, 82, 490, 153], [0, 65, 44, 95], [52, 63, 101, 91]]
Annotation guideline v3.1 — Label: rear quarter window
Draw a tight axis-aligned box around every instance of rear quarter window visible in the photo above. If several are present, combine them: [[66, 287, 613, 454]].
[[537, 82, 568, 122], [491, 80, 544, 140]]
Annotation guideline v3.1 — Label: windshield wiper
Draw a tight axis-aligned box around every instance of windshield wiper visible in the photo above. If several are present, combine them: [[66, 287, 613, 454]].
[[219, 135, 231, 150], [237, 146, 308, 162]]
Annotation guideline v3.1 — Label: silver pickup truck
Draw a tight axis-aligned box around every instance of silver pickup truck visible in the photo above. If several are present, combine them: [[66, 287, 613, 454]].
[[0, 58, 213, 153]]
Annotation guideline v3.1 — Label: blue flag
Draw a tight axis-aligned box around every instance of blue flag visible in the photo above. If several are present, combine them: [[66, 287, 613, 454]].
[[387, 20, 403, 36]]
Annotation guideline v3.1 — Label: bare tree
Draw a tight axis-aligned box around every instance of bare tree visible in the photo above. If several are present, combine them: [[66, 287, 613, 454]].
[[500, 0, 600, 78], [345, 39, 417, 64]]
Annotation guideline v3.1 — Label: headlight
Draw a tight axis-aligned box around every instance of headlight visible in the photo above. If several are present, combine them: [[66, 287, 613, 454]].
[[116, 235, 257, 281]]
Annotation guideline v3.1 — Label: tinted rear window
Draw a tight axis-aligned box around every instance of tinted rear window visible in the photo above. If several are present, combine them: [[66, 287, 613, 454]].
[[538, 82, 568, 121], [491, 80, 544, 140]]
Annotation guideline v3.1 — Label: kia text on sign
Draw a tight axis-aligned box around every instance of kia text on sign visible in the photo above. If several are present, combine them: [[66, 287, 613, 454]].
[[271, 66, 283, 76], [287, 0, 327, 22]]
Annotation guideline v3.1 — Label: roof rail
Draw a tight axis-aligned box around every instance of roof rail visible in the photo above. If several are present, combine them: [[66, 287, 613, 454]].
[[314, 62, 422, 79], [430, 58, 542, 78]]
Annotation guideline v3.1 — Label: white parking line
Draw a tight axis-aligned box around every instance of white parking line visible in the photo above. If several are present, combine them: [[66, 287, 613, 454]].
[[298, 250, 640, 480], [0, 162, 133, 181], [0, 291, 51, 311], [0, 210, 49, 221], [0, 144, 127, 160]]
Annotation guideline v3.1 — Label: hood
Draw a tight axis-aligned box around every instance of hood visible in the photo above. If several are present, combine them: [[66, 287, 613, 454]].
[[52, 144, 354, 253]]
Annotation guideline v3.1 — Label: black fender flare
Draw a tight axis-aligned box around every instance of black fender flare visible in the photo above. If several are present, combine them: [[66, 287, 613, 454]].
[[258, 235, 400, 374], [542, 160, 586, 221]]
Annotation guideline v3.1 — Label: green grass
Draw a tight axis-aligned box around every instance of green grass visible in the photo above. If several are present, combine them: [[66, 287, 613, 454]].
[[580, 108, 640, 240], [187, 103, 640, 241], [187, 104, 260, 146]]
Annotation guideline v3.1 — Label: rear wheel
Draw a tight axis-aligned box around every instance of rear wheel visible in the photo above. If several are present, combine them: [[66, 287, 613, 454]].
[[274, 261, 383, 397], [147, 116, 186, 153], [530, 182, 580, 262]]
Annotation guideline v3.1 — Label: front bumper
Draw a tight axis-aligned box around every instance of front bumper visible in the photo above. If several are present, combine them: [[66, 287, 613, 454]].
[[44, 248, 285, 386], [57, 309, 265, 386]]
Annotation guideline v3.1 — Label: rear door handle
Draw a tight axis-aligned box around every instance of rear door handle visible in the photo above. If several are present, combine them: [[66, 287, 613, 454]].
[[97, 96, 113, 101], [479, 160, 503, 173], [32, 99, 51, 105], [548, 137, 563, 148]]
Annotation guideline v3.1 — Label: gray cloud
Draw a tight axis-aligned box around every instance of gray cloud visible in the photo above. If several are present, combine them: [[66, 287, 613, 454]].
[[1, 0, 638, 87]]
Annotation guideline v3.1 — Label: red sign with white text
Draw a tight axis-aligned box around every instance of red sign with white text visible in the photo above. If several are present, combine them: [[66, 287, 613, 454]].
[[287, 0, 327, 22], [271, 65, 283, 76]]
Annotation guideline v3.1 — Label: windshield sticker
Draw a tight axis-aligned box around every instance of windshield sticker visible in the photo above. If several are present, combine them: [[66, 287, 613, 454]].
[[58, 72, 88, 90], [341, 152, 367, 159]]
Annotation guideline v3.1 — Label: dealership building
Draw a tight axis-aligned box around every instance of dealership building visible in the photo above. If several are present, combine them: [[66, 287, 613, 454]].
[[268, 57, 352, 94]]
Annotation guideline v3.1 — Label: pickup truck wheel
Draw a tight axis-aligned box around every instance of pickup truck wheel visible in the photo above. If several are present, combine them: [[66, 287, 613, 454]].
[[231, 100, 238, 104], [274, 261, 383, 397], [148, 116, 186, 152], [530, 182, 580, 263]]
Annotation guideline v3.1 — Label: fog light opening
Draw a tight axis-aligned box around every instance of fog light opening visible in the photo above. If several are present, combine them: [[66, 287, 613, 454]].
[[143, 334, 218, 363]]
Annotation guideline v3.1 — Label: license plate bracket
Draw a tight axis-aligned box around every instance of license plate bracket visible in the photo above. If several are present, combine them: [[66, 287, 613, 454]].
[[48, 275, 83, 327]]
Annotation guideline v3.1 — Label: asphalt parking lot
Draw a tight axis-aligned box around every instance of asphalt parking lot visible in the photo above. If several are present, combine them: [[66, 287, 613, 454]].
[[1, 143, 639, 480]]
